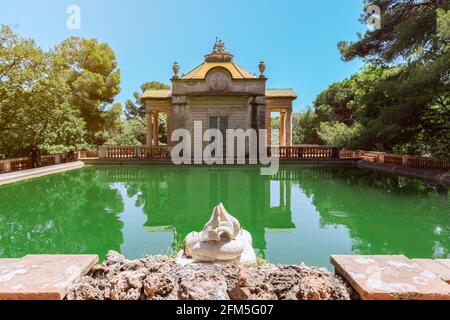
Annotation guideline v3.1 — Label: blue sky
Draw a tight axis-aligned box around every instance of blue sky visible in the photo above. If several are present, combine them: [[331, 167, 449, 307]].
[[0, 0, 367, 112]]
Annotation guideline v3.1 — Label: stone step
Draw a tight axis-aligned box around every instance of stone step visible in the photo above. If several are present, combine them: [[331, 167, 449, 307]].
[[0, 259, 20, 267], [413, 259, 450, 284], [0, 254, 98, 300], [436, 259, 450, 270], [331, 255, 450, 300]]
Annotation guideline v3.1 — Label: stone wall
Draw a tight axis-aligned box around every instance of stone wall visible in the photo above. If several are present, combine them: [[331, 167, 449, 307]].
[[171, 96, 260, 155]]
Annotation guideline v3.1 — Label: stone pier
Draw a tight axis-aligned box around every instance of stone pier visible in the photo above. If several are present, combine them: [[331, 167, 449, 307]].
[[331, 255, 450, 300], [0, 255, 98, 300]]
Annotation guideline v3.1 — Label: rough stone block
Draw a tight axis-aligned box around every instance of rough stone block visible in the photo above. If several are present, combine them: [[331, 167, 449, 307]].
[[436, 259, 450, 270], [0, 259, 20, 267], [0, 254, 98, 300], [413, 259, 450, 284], [331, 255, 450, 300]]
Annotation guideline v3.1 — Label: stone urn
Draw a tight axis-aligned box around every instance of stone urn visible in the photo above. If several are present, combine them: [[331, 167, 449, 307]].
[[258, 60, 266, 78], [178, 203, 257, 265], [173, 62, 180, 79]]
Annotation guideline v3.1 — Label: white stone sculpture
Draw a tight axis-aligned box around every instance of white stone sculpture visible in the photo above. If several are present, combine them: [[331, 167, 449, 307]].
[[179, 203, 257, 265]]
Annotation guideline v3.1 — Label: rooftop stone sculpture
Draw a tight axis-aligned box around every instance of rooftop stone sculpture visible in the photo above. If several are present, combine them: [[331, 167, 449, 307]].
[[179, 203, 257, 265]]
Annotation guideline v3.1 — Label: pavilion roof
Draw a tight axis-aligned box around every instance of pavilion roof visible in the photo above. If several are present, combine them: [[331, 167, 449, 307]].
[[181, 62, 257, 80], [140, 89, 172, 100], [266, 88, 298, 99], [141, 40, 297, 100]]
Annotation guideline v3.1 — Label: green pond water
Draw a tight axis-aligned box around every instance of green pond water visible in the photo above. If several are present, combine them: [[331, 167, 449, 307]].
[[0, 165, 448, 270]]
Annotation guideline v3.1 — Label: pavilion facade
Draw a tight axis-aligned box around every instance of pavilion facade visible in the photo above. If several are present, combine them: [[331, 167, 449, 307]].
[[140, 39, 297, 149]]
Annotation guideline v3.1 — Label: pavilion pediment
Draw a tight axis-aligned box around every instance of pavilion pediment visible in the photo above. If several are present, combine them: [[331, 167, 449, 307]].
[[205, 67, 232, 92], [172, 77, 266, 96]]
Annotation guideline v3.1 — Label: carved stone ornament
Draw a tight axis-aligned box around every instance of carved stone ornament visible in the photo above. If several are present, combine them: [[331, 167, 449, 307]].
[[206, 68, 231, 92], [259, 60, 266, 78], [204, 37, 234, 63], [172, 62, 180, 78]]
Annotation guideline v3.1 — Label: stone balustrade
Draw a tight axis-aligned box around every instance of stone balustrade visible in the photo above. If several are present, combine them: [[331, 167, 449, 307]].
[[99, 145, 171, 160], [0, 153, 78, 174], [341, 150, 449, 171], [270, 146, 340, 159], [78, 150, 99, 159]]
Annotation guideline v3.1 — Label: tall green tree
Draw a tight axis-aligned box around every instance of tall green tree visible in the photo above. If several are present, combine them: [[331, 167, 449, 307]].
[[292, 110, 322, 145], [338, 1, 449, 65], [337, 0, 449, 157], [0, 26, 87, 157], [298, 1, 449, 158], [311, 66, 397, 149], [55, 37, 121, 144]]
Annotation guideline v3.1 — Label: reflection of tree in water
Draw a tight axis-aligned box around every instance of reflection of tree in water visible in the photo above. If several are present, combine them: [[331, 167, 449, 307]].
[[295, 167, 450, 259], [0, 168, 125, 258]]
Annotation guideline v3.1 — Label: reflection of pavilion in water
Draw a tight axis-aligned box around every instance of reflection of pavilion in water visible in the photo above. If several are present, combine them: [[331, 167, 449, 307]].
[[99, 167, 300, 254]]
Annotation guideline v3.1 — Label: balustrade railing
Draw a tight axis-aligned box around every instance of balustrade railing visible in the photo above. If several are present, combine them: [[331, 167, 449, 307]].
[[101, 146, 171, 160], [269, 146, 339, 159], [78, 150, 99, 159], [10, 158, 31, 172], [339, 150, 361, 159], [0, 153, 78, 174], [384, 154, 403, 166], [342, 150, 449, 171], [2, 145, 446, 175], [99, 145, 340, 160], [405, 156, 449, 170], [41, 155, 56, 167]]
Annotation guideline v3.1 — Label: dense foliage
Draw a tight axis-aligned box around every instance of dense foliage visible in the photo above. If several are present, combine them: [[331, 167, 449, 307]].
[[0, 25, 121, 158], [297, 0, 450, 159]]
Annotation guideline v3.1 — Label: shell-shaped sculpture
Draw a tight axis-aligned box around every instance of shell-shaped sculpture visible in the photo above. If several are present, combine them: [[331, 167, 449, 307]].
[[202, 203, 241, 241], [181, 203, 256, 265]]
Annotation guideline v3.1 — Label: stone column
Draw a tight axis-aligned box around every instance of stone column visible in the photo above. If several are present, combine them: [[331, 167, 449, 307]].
[[280, 111, 286, 146], [146, 112, 153, 146], [265, 109, 271, 146], [257, 105, 266, 132], [98, 145, 108, 159], [4, 159, 11, 173], [153, 112, 159, 147], [166, 110, 173, 147], [286, 110, 292, 146], [255, 96, 266, 150]]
